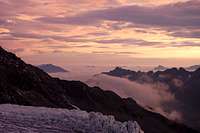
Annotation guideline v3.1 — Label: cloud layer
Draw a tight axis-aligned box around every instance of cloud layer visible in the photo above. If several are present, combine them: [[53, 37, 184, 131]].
[[0, 0, 200, 64], [39, 1, 200, 39], [86, 74, 182, 121]]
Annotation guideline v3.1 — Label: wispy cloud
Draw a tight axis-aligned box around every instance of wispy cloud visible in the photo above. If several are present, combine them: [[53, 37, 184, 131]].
[[39, 1, 200, 27], [0, 0, 200, 60]]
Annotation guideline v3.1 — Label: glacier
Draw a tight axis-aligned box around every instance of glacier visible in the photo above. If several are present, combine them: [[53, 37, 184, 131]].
[[0, 104, 143, 133]]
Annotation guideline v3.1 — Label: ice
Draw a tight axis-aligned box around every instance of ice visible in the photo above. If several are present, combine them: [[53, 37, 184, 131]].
[[0, 104, 143, 133]]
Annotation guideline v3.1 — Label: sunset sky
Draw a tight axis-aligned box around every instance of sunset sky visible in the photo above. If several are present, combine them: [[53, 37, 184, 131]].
[[0, 0, 200, 67]]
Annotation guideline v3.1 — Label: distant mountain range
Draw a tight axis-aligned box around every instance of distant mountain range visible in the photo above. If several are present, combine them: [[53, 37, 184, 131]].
[[185, 65, 200, 71], [0, 47, 198, 133], [103, 67, 200, 131], [153, 65, 168, 71], [153, 65, 200, 72], [37, 64, 68, 73]]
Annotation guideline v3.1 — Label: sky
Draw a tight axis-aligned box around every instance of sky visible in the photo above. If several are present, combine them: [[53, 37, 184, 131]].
[[0, 0, 200, 67]]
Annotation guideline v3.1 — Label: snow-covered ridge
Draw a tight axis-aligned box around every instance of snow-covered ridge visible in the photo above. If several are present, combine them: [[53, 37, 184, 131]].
[[0, 104, 143, 133]]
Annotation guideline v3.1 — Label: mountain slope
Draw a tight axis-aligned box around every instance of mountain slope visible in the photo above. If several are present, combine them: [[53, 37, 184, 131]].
[[37, 64, 68, 73], [0, 47, 198, 133]]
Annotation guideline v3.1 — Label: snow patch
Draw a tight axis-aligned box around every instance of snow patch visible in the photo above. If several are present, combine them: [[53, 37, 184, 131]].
[[0, 104, 143, 133]]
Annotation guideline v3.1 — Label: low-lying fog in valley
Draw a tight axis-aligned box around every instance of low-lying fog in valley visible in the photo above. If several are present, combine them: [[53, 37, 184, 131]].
[[49, 65, 181, 121], [50, 65, 153, 82]]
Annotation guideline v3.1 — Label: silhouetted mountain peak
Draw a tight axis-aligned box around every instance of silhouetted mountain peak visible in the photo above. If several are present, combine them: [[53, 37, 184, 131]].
[[37, 64, 68, 73], [112, 67, 128, 72], [186, 65, 200, 71], [164, 67, 178, 73], [179, 67, 187, 72], [0, 47, 23, 65], [103, 67, 136, 78], [154, 65, 168, 71]]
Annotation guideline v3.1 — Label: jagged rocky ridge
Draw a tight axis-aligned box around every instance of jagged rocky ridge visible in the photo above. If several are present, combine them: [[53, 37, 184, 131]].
[[0, 104, 143, 133], [0, 47, 198, 133], [186, 65, 200, 71], [153, 65, 200, 72], [104, 67, 200, 131]]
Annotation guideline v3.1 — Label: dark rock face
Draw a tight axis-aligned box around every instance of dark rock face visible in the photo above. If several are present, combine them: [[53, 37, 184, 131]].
[[0, 47, 73, 109], [104, 67, 200, 131], [37, 64, 68, 73], [0, 47, 198, 133]]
